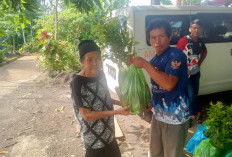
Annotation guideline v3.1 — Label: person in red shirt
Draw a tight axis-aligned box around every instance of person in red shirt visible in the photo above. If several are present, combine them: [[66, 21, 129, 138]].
[[176, 19, 207, 123]]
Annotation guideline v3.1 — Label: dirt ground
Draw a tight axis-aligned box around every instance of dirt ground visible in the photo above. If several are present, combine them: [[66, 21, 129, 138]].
[[0, 54, 200, 157]]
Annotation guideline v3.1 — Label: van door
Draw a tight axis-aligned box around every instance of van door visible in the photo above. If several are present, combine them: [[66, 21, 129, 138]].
[[190, 12, 232, 95]]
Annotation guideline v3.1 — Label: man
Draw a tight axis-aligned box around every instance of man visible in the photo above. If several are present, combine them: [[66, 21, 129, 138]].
[[70, 40, 131, 157], [134, 19, 190, 157], [177, 19, 207, 123]]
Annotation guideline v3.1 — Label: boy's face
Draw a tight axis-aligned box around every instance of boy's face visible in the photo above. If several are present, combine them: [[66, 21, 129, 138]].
[[189, 24, 202, 38], [81, 51, 102, 77], [149, 28, 171, 55]]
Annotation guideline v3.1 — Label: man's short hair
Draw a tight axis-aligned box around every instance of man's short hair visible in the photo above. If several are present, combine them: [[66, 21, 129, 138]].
[[190, 19, 202, 27], [146, 19, 172, 43]]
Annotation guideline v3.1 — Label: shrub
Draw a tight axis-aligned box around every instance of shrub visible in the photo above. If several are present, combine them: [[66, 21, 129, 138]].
[[205, 102, 232, 148], [95, 16, 138, 68], [20, 39, 41, 53], [38, 38, 81, 73], [0, 50, 5, 63]]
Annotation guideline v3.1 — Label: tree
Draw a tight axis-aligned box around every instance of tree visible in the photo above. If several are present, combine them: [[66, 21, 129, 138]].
[[70, 0, 129, 14], [44, 0, 129, 41], [48, 0, 60, 40], [0, 0, 39, 37], [69, 0, 103, 13]]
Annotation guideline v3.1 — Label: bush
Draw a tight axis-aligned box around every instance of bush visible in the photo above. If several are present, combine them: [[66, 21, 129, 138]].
[[38, 39, 81, 73], [0, 50, 5, 63], [19, 39, 41, 53], [95, 16, 138, 68], [204, 102, 232, 148]]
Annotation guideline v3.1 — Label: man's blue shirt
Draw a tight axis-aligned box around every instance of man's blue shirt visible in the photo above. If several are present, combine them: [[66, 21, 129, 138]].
[[150, 47, 189, 124]]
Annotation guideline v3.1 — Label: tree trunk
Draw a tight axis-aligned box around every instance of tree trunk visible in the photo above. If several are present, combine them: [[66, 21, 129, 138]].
[[55, 0, 58, 41], [13, 38, 16, 54], [151, 0, 161, 5], [22, 28, 26, 44], [30, 23, 33, 40]]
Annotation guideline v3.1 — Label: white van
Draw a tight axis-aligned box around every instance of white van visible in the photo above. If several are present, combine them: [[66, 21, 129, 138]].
[[103, 5, 232, 95]]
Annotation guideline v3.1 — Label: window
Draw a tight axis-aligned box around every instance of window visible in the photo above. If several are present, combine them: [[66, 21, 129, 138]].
[[193, 13, 232, 43], [145, 13, 232, 45], [145, 15, 190, 45]]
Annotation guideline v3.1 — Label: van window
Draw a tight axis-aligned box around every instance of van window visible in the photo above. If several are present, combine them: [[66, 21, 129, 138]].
[[145, 15, 190, 45], [192, 13, 232, 43], [145, 13, 232, 45]]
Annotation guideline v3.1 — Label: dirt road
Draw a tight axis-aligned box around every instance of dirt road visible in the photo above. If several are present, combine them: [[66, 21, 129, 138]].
[[0, 55, 84, 157], [0, 55, 154, 157]]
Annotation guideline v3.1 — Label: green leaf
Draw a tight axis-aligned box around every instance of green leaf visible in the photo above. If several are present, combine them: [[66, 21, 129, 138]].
[[206, 102, 232, 148], [0, 29, 6, 36], [21, 0, 27, 3], [24, 17, 31, 24], [20, 23, 25, 29]]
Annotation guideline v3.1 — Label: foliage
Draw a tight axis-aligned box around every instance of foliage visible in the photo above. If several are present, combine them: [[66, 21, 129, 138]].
[[39, 38, 81, 72], [0, 0, 39, 36], [33, 8, 102, 72], [58, 9, 101, 44], [193, 138, 221, 157], [34, 8, 102, 46], [1, 0, 130, 72], [1, 19, 26, 53], [69, 0, 103, 13], [95, 16, 138, 68], [70, 0, 129, 14], [0, 50, 5, 63], [100, 0, 129, 14], [0, 1, 40, 53], [0, 0, 38, 12], [204, 102, 232, 148], [19, 39, 41, 53]]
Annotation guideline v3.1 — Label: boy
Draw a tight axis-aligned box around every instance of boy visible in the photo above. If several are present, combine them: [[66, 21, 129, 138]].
[[177, 19, 207, 123], [70, 40, 131, 157]]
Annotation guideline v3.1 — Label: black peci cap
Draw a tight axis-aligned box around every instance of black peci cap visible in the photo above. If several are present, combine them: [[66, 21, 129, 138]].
[[78, 40, 100, 60]]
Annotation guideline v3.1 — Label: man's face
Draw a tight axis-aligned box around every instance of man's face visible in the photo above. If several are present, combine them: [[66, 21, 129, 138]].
[[149, 28, 171, 55], [81, 51, 102, 77], [189, 24, 202, 38]]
